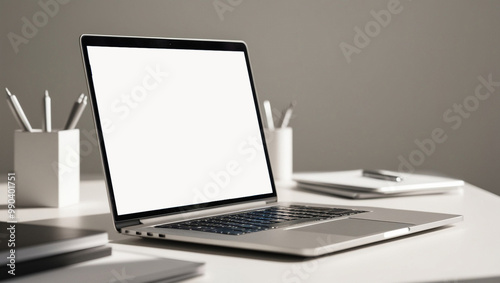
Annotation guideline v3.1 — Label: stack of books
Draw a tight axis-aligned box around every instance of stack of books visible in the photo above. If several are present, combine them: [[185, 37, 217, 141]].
[[294, 169, 464, 199], [0, 222, 206, 282], [0, 222, 110, 279]]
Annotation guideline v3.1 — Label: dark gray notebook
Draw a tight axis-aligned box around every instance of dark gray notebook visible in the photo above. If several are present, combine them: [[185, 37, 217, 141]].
[[0, 222, 108, 265], [0, 245, 111, 279]]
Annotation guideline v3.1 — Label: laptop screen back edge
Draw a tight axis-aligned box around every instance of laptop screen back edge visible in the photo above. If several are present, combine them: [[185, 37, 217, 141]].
[[80, 35, 277, 224]]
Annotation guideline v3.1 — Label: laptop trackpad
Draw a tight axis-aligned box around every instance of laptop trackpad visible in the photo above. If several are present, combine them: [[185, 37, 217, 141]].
[[292, 218, 411, 237]]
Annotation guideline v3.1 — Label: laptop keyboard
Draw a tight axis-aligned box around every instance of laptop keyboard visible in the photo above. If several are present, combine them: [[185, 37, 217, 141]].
[[156, 205, 368, 236]]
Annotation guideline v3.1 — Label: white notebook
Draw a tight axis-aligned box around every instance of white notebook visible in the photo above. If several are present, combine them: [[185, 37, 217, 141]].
[[294, 170, 464, 198]]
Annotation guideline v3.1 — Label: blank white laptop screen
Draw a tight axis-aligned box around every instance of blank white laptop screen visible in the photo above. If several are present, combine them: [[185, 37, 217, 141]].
[[87, 46, 273, 216]]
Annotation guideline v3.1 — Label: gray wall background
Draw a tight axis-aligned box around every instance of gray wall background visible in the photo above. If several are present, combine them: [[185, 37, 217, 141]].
[[1, 0, 499, 195]]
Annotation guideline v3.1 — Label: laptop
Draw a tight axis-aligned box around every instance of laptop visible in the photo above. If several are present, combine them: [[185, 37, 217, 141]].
[[80, 34, 462, 257]]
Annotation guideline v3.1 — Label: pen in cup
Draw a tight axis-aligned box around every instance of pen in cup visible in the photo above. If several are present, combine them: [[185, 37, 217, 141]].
[[43, 90, 52, 132], [280, 101, 296, 128], [64, 93, 88, 130], [263, 100, 274, 130], [5, 88, 33, 132]]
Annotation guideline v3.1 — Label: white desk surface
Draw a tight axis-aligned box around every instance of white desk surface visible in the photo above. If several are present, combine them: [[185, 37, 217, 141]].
[[1, 177, 500, 283]]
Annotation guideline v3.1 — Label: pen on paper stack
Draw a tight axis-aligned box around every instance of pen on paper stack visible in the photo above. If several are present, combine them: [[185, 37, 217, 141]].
[[5, 88, 33, 132], [362, 169, 403, 182], [64, 93, 88, 130]]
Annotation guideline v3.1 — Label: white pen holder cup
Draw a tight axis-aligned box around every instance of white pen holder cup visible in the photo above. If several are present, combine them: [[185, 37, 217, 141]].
[[264, 128, 293, 181], [14, 129, 80, 207]]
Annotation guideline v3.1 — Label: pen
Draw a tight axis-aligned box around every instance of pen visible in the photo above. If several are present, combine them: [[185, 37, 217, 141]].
[[5, 88, 33, 132], [263, 100, 274, 130], [64, 93, 88, 130], [362, 169, 403, 182], [43, 90, 52, 132], [280, 101, 296, 128]]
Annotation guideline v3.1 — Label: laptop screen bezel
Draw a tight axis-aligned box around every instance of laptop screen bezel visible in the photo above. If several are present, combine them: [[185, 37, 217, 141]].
[[80, 35, 277, 224]]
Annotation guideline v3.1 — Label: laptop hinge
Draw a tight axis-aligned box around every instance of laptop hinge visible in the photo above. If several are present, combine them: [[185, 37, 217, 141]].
[[116, 219, 142, 230], [266, 197, 277, 204], [140, 200, 271, 226]]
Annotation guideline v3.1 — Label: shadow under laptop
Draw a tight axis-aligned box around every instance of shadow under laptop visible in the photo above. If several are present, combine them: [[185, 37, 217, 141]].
[[27, 213, 457, 263], [111, 237, 309, 263], [111, 223, 457, 263]]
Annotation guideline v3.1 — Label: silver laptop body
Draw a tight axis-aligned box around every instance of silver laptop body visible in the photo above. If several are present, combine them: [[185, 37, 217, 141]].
[[80, 34, 462, 257]]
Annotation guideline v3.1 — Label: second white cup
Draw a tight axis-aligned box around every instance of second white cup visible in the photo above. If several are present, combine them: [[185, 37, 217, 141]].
[[264, 127, 293, 181]]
